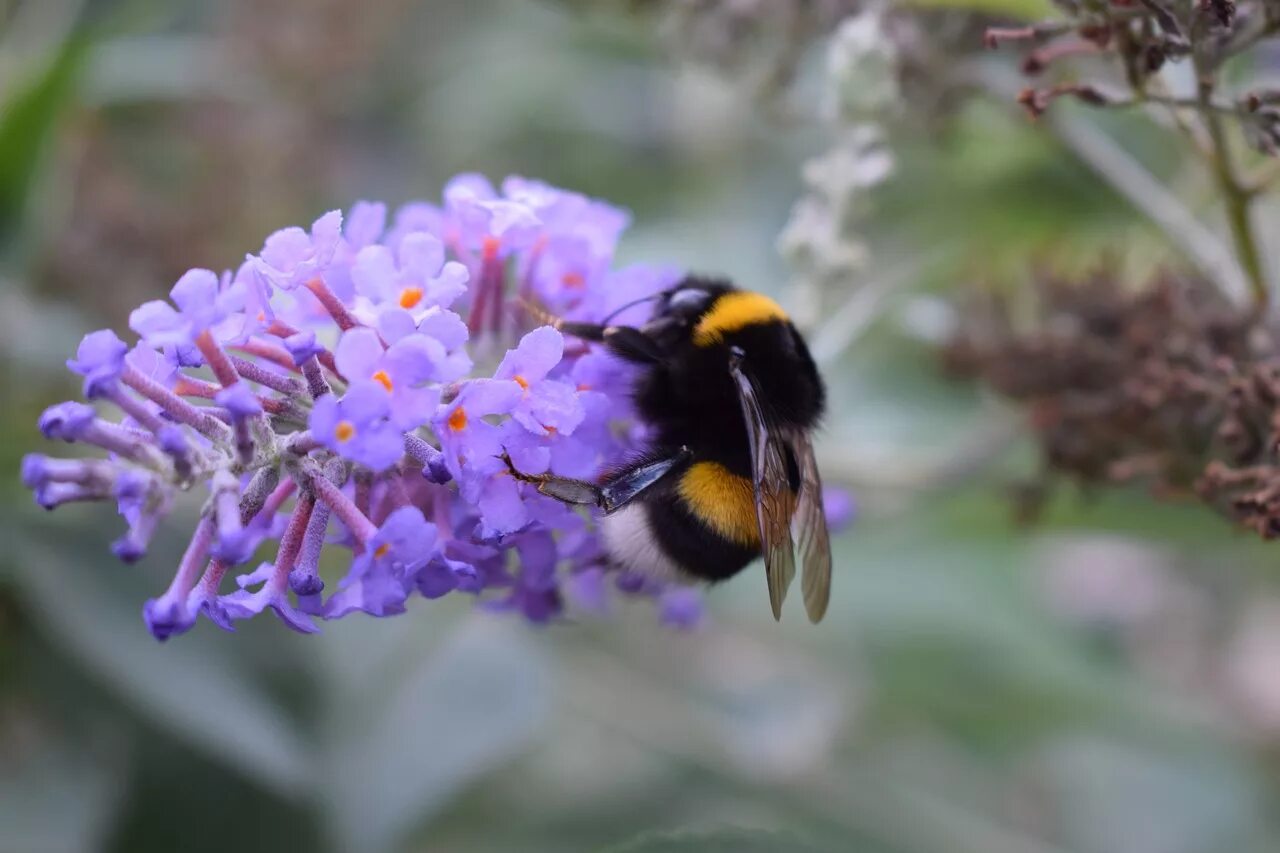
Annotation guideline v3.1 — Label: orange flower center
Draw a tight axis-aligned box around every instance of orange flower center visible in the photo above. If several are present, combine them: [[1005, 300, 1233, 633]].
[[372, 369, 393, 392], [562, 271, 585, 289], [482, 236, 501, 261], [576, 383, 591, 391], [374, 543, 390, 559], [399, 286, 424, 309], [514, 375, 529, 390], [335, 420, 356, 442], [448, 406, 468, 432]]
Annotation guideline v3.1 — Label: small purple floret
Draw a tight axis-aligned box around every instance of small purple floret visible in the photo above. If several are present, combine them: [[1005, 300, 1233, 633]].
[[658, 587, 704, 630], [215, 383, 263, 418], [823, 486, 857, 532], [283, 331, 325, 365], [143, 597, 195, 642], [67, 330, 129, 398], [20, 454, 47, 488], [39, 402, 96, 441]]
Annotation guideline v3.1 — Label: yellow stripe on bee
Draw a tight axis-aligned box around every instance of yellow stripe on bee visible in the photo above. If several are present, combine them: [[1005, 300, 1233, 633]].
[[677, 462, 760, 547], [692, 291, 789, 347]]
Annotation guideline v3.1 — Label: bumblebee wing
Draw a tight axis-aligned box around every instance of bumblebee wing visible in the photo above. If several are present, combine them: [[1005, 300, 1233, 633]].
[[729, 351, 797, 621], [790, 430, 832, 623]]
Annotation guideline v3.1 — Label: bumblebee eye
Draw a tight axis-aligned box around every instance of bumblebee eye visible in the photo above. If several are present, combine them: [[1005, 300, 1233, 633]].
[[667, 288, 709, 317]]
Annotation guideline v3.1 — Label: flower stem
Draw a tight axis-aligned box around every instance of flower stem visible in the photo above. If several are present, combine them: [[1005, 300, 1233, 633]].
[[123, 364, 230, 439], [300, 463, 378, 546], [301, 357, 332, 399], [195, 330, 242, 388], [1195, 64, 1270, 310], [273, 491, 316, 584], [304, 277, 360, 331], [161, 516, 216, 603], [229, 355, 305, 395]]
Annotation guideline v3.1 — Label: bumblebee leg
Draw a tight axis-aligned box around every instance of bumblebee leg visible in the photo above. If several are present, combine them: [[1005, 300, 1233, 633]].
[[522, 298, 665, 364], [555, 321, 664, 365], [502, 448, 691, 514]]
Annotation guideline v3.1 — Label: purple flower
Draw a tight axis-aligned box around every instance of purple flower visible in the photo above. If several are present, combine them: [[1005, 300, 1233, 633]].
[[352, 232, 470, 317], [39, 402, 97, 441], [215, 383, 263, 419], [323, 507, 438, 618], [658, 587, 704, 630], [222, 563, 321, 634], [67, 330, 129, 398], [126, 343, 180, 387], [433, 379, 527, 534], [494, 326, 583, 437], [502, 175, 630, 251], [334, 327, 443, 430], [384, 201, 444, 255], [256, 209, 344, 290], [566, 566, 610, 614], [377, 305, 472, 382], [112, 469, 164, 562], [823, 486, 857, 532], [345, 201, 387, 250], [129, 268, 254, 350], [443, 173, 541, 255], [310, 381, 405, 472], [29, 174, 704, 641], [485, 530, 562, 622], [282, 330, 325, 366]]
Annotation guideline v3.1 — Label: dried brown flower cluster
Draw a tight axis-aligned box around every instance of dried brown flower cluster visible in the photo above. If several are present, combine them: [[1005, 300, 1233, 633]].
[[987, 0, 1280, 152], [943, 271, 1280, 538]]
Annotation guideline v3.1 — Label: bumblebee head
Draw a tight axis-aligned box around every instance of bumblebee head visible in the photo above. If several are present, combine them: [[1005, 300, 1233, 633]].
[[643, 276, 778, 337], [656, 277, 826, 429], [650, 277, 735, 326]]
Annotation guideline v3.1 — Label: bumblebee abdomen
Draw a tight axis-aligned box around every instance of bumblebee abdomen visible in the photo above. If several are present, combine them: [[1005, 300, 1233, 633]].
[[599, 461, 758, 584], [675, 461, 759, 547]]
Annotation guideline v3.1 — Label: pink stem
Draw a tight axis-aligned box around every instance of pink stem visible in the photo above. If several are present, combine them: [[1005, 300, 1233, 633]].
[[250, 479, 299, 530], [123, 364, 229, 439], [232, 340, 300, 372], [229, 355, 304, 395], [161, 516, 216, 602], [303, 277, 359, 331], [271, 492, 316, 587], [195, 558, 229, 600], [302, 467, 378, 546], [195, 330, 242, 388]]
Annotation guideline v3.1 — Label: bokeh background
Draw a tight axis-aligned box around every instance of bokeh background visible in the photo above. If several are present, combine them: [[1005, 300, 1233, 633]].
[[5, 1, 1280, 851]]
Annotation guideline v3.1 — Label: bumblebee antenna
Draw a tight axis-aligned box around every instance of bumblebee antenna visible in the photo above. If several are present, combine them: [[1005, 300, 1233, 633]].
[[516, 296, 563, 330], [601, 289, 671, 325]]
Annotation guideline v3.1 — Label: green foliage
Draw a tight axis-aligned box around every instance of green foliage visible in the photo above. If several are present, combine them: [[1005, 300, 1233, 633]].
[[905, 0, 1055, 21], [604, 827, 835, 853], [0, 34, 89, 253]]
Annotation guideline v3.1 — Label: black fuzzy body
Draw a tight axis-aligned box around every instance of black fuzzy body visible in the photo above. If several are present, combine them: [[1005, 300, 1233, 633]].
[[609, 277, 825, 583]]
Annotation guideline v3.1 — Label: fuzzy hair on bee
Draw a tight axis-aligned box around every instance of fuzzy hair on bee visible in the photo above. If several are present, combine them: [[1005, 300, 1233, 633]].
[[506, 276, 833, 622]]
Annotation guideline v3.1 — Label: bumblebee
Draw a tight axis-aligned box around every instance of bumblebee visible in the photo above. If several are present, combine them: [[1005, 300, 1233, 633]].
[[508, 276, 832, 622]]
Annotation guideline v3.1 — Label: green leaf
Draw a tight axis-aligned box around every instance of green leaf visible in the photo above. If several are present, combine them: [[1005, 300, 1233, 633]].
[[6, 527, 313, 800], [0, 34, 90, 246], [604, 827, 836, 853], [0, 735, 122, 853], [319, 616, 554, 853], [904, 0, 1055, 20]]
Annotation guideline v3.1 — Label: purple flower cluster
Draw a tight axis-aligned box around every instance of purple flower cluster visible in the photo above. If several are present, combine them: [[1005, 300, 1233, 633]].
[[24, 175, 700, 640]]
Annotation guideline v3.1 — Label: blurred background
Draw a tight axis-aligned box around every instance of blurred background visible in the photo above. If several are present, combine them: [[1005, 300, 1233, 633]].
[[5, 1, 1280, 851]]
